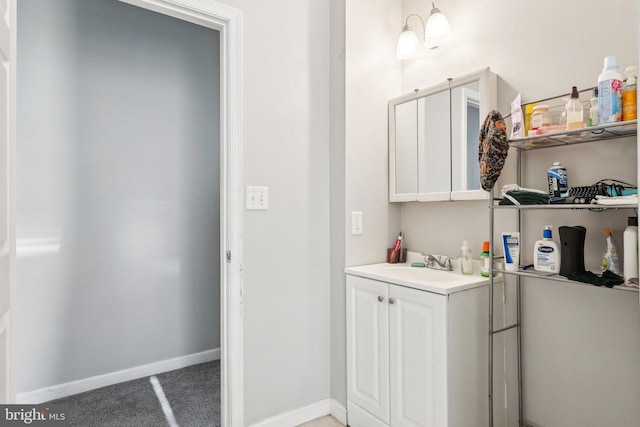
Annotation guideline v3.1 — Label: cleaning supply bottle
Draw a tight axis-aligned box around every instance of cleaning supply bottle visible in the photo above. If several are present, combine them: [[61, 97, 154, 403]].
[[547, 162, 569, 201], [622, 65, 637, 121], [598, 55, 625, 124], [601, 228, 621, 274], [565, 86, 584, 130], [533, 226, 560, 272], [460, 241, 473, 275], [480, 241, 491, 277], [589, 88, 599, 126], [623, 217, 638, 283]]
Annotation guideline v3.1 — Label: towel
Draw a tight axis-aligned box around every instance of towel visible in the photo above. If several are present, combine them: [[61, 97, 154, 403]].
[[479, 110, 510, 192], [499, 190, 550, 205]]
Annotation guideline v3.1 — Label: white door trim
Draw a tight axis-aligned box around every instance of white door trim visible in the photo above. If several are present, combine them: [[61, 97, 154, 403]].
[[117, 1, 243, 426], [6, 0, 17, 405]]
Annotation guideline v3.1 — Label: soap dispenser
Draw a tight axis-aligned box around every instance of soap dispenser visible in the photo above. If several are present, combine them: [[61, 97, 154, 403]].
[[534, 225, 560, 272], [460, 240, 473, 275]]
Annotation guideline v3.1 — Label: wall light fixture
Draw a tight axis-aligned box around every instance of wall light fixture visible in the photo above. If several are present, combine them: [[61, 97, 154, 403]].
[[396, 2, 452, 59]]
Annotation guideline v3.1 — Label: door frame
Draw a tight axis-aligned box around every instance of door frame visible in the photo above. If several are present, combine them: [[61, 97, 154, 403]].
[[116, 1, 243, 426]]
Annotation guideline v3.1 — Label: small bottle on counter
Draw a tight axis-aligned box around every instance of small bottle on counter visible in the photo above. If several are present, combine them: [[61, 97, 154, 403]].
[[480, 241, 491, 277], [460, 240, 473, 275]]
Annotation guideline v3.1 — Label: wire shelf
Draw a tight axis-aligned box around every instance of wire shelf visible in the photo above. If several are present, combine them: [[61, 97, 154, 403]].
[[509, 120, 637, 150]]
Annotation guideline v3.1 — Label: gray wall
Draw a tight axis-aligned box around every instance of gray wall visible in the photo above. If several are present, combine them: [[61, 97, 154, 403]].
[[16, 0, 220, 393]]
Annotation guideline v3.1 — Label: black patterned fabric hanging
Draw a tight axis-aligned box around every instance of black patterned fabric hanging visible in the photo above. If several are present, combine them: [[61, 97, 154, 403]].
[[478, 110, 509, 192]]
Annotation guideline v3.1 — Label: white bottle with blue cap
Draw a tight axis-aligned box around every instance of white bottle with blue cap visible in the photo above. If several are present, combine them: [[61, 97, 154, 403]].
[[534, 225, 561, 272], [598, 55, 625, 124]]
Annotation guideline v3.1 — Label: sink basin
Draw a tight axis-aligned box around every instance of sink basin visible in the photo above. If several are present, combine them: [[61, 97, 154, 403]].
[[377, 264, 460, 282], [345, 262, 496, 295]]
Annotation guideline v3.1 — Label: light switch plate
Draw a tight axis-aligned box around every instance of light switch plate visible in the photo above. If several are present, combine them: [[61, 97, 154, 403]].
[[351, 211, 363, 235], [246, 186, 269, 210]]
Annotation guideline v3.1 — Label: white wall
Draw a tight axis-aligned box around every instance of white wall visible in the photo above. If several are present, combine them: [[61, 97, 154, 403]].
[[330, 0, 347, 408], [400, 0, 639, 426], [345, 0, 402, 270], [337, 0, 402, 412], [213, 0, 333, 424], [16, 0, 220, 394]]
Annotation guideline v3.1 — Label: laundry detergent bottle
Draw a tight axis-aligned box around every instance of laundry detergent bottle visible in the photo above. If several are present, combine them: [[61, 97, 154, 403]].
[[534, 225, 560, 272], [598, 55, 624, 124]]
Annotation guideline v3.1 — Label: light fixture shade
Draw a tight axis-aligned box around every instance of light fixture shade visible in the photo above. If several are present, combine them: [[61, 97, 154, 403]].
[[424, 6, 452, 49], [397, 28, 421, 60]]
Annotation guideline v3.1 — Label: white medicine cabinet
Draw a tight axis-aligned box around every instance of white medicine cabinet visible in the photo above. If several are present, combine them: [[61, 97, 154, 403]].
[[389, 68, 497, 202]]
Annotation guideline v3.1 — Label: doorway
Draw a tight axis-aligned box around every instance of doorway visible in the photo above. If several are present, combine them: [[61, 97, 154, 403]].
[[13, 0, 242, 425]]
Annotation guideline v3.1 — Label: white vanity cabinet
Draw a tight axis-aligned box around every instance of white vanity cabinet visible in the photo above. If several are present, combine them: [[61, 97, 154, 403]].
[[346, 273, 489, 427]]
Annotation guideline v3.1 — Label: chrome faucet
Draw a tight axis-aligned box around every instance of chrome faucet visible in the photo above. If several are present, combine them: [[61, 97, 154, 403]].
[[423, 254, 453, 271]]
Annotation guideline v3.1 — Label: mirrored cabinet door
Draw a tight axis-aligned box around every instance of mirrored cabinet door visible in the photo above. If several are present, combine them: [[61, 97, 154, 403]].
[[450, 69, 496, 200], [389, 92, 420, 202], [417, 89, 450, 201], [450, 81, 481, 193], [394, 100, 418, 197]]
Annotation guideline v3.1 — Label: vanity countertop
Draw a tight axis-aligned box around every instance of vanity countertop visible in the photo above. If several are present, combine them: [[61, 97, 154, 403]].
[[345, 261, 499, 295]]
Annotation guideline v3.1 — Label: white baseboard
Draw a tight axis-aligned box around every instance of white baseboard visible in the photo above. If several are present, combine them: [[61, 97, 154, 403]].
[[330, 399, 347, 425], [249, 398, 348, 427], [250, 398, 333, 427], [17, 348, 220, 404]]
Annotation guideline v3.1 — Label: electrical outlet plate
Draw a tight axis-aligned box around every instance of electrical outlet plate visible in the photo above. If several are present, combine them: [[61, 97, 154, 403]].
[[351, 211, 363, 235], [246, 186, 269, 210]]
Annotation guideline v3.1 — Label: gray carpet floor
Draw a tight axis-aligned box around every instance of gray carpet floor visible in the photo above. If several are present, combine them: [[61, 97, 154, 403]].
[[48, 360, 221, 427]]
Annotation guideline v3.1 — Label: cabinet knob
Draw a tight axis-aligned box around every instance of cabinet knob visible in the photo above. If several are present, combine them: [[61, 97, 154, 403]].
[[378, 296, 384, 302], [389, 298, 395, 304]]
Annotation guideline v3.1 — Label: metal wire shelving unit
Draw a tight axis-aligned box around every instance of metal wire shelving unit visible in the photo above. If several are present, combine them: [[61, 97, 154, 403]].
[[488, 120, 638, 427]]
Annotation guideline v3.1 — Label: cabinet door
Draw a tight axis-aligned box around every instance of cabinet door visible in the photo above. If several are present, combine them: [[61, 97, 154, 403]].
[[389, 285, 447, 427], [417, 89, 451, 201], [347, 276, 390, 424], [389, 99, 418, 202]]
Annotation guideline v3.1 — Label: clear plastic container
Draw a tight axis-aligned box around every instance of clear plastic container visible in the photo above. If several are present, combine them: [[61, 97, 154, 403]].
[[460, 241, 473, 275], [530, 105, 551, 130]]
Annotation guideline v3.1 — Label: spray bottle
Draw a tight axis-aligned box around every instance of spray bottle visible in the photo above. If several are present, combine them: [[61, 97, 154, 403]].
[[601, 228, 621, 275]]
